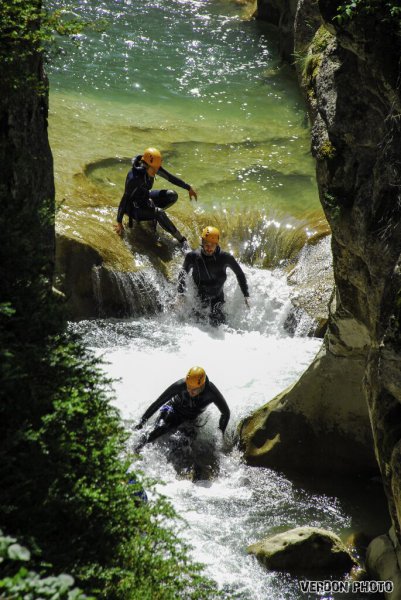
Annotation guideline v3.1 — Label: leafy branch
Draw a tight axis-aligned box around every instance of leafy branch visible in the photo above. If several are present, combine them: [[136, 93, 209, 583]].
[[0, 1, 105, 92], [334, 0, 401, 23]]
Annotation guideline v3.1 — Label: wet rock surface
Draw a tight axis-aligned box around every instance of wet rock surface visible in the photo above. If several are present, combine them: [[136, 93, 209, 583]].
[[285, 235, 334, 336], [248, 526, 356, 574]]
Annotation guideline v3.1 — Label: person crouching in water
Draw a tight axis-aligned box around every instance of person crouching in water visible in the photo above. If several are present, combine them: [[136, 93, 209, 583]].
[[177, 226, 250, 326], [114, 147, 197, 249], [134, 367, 230, 453]]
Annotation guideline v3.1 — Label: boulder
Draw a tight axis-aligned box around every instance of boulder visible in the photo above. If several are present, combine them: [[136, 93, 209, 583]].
[[248, 526, 356, 574], [366, 529, 401, 600]]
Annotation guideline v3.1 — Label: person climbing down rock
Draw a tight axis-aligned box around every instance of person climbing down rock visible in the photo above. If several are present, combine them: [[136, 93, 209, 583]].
[[177, 226, 250, 325], [134, 366, 230, 453], [114, 147, 197, 250]]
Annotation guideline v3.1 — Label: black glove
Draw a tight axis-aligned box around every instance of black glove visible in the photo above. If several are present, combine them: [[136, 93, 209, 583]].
[[135, 419, 145, 430]]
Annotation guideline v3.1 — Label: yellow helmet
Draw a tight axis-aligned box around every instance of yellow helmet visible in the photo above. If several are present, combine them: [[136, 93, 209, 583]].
[[201, 226, 220, 245], [142, 147, 162, 172], [186, 366, 206, 390]]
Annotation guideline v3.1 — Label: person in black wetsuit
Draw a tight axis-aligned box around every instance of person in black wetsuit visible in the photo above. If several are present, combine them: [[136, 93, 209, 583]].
[[134, 366, 230, 452], [177, 226, 250, 325], [114, 147, 197, 247]]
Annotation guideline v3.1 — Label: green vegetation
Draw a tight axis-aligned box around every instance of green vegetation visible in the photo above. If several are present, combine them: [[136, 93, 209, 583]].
[[1, 294, 221, 598], [335, 0, 401, 23], [0, 2, 223, 598], [0, 0, 103, 92], [323, 193, 341, 222], [317, 140, 337, 160], [294, 26, 333, 91], [0, 530, 92, 600]]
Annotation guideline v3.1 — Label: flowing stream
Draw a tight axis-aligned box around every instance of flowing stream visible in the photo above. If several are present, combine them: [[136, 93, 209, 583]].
[[50, 0, 388, 597], [71, 269, 388, 600]]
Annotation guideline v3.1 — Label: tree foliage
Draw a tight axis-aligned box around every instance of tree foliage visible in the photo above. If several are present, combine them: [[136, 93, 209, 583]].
[[335, 0, 401, 23], [0, 530, 92, 600], [0, 0, 103, 92]]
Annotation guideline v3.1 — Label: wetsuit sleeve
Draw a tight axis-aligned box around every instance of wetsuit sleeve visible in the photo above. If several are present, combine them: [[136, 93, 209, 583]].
[[140, 381, 183, 423], [227, 255, 249, 297], [157, 165, 191, 190], [177, 252, 194, 294], [117, 173, 131, 223], [209, 382, 230, 433], [117, 195, 127, 223]]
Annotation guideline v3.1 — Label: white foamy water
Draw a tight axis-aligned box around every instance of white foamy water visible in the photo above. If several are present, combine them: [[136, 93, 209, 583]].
[[102, 323, 319, 425]]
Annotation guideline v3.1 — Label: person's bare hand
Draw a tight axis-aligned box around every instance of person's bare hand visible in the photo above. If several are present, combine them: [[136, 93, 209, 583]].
[[188, 187, 197, 201], [114, 222, 124, 236]]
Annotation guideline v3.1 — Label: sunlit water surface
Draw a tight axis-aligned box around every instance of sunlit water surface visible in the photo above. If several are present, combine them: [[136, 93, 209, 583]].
[[47, 0, 320, 220]]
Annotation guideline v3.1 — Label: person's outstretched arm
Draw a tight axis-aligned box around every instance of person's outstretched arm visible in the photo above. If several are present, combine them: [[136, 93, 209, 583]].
[[227, 255, 249, 300], [116, 172, 131, 231], [209, 382, 230, 434], [136, 380, 183, 428], [158, 166, 197, 200], [115, 170, 137, 233], [177, 252, 194, 294]]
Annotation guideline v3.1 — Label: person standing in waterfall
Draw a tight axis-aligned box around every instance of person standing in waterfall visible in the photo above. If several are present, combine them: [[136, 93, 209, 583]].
[[134, 366, 230, 453], [177, 226, 250, 326], [114, 147, 197, 250]]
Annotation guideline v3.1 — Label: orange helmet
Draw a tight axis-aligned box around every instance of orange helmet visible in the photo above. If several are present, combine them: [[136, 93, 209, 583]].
[[186, 366, 206, 390], [142, 147, 162, 173], [201, 226, 220, 245]]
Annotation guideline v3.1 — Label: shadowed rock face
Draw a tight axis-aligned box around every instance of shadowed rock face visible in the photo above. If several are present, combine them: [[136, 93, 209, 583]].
[[311, 0, 401, 543], [251, 0, 401, 568], [0, 38, 55, 287], [244, 0, 401, 478], [256, 0, 299, 61]]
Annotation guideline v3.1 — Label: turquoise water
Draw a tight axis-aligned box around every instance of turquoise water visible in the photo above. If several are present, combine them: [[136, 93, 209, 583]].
[[47, 0, 320, 218]]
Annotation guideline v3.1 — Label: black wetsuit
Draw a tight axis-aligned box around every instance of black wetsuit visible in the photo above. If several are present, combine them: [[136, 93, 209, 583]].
[[136, 377, 230, 450], [117, 155, 191, 242], [177, 246, 249, 324]]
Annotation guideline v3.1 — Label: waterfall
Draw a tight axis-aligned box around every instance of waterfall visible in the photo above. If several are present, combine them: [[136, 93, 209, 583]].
[[91, 266, 104, 316], [90, 250, 332, 335], [91, 265, 174, 318]]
